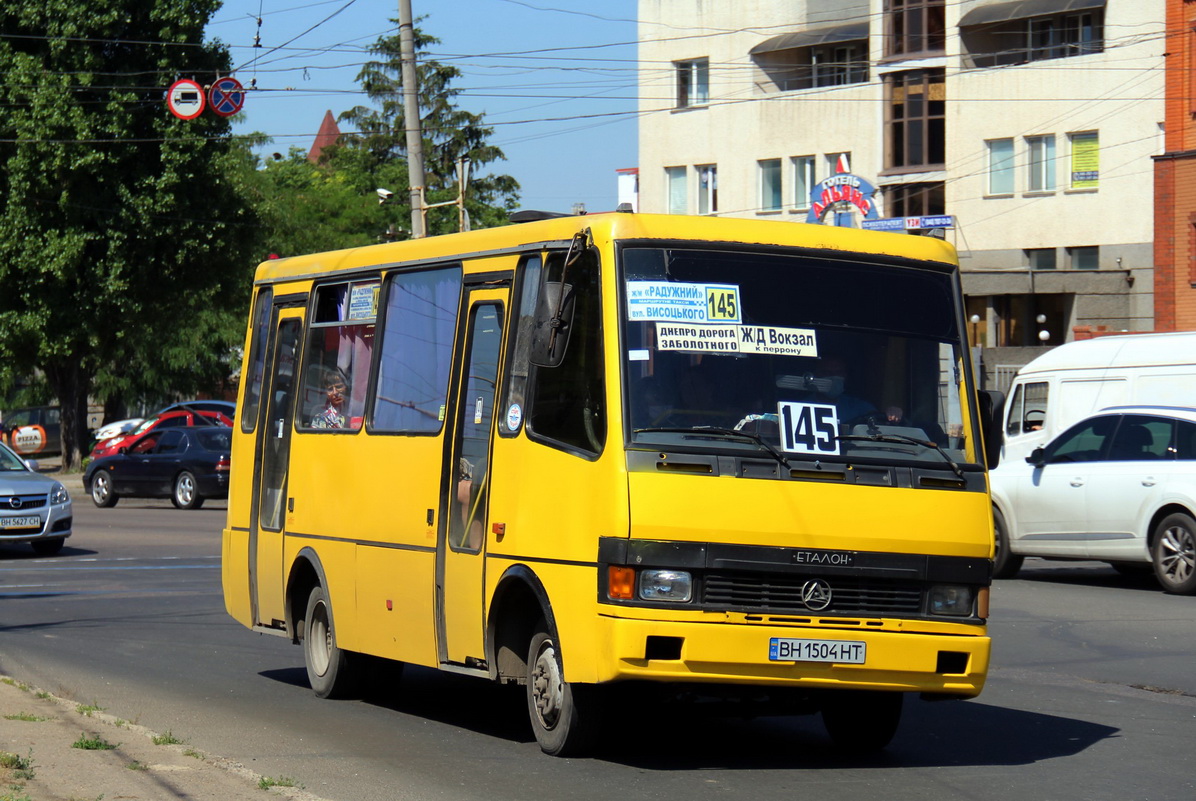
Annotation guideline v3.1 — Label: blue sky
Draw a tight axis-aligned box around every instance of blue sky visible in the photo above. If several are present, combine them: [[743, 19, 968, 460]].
[[206, 0, 639, 213]]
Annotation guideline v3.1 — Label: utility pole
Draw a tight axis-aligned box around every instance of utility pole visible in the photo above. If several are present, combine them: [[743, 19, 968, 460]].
[[398, 0, 426, 238]]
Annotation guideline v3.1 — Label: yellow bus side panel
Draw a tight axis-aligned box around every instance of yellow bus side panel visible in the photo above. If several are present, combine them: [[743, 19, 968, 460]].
[[222, 527, 252, 627], [355, 546, 438, 667], [284, 431, 445, 655], [628, 472, 993, 558]]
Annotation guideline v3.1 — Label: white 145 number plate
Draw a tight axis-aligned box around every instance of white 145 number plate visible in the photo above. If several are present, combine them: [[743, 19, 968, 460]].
[[769, 638, 866, 664]]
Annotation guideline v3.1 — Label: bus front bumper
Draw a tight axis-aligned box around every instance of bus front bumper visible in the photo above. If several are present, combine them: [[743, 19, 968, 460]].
[[594, 616, 989, 698]]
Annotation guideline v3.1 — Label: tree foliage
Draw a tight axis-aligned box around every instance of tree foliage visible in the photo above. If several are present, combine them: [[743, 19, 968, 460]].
[[0, 0, 259, 468], [338, 22, 520, 235]]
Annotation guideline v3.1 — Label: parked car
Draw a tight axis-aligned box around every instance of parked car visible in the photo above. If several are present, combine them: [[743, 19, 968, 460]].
[[89, 409, 231, 460], [990, 405, 1196, 594], [0, 439, 72, 555], [1, 405, 62, 458], [156, 399, 235, 417], [91, 417, 144, 445], [84, 426, 232, 510]]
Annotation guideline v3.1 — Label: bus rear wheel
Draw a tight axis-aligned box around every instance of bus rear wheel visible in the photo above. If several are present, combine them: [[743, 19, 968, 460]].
[[821, 690, 903, 752], [303, 585, 358, 699], [526, 619, 600, 756]]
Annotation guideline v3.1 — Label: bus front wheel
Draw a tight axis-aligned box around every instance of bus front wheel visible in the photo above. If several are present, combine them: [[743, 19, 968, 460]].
[[821, 690, 903, 752], [303, 585, 357, 699], [526, 619, 600, 756]]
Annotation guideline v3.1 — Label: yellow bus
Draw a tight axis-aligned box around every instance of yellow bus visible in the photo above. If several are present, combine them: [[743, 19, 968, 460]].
[[222, 211, 1000, 756]]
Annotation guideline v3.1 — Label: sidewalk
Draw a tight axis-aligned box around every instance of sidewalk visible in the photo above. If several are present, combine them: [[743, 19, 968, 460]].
[[0, 673, 331, 801]]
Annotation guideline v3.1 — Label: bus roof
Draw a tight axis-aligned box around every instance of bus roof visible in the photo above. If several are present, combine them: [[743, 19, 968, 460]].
[[252, 212, 959, 285]]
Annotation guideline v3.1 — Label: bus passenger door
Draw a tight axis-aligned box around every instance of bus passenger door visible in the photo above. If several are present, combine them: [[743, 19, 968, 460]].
[[440, 288, 507, 666], [250, 310, 303, 628]]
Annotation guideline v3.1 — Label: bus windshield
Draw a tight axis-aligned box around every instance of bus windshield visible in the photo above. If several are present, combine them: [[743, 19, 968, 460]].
[[620, 246, 978, 470]]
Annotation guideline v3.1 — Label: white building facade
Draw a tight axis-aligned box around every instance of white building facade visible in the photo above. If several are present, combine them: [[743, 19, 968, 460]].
[[637, 0, 1163, 381]]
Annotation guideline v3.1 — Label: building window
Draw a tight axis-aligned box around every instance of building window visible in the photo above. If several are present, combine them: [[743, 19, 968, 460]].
[[885, 182, 944, 218], [792, 156, 816, 209], [697, 165, 718, 214], [1027, 135, 1056, 192], [1068, 246, 1099, 270], [759, 159, 782, 212], [961, 9, 1103, 68], [987, 138, 1014, 195], [753, 39, 868, 92], [886, 0, 946, 58], [675, 58, 709, 108], [1030, 13, 1102, 61], [812, 43, 869, 87], [886, 70, 945, 170], [665, 166, 687, 214], [1069, 131, 1099, 189], [1026, 248, 1057, 270], [826, 151, 851, 176]]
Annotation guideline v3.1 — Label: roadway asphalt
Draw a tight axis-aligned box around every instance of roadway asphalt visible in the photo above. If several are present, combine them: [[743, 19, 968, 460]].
[[2, 465, 322, 800]]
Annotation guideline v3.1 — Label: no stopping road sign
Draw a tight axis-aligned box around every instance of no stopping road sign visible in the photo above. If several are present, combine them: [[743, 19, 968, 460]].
[[209, 77, 246, 117]]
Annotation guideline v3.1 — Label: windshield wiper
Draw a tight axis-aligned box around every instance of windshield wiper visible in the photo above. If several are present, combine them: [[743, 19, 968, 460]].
[[835, 432, 965, 479], [634, 426, 791, 470]]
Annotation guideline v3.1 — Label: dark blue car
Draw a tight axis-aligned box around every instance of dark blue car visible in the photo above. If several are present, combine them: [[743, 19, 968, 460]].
[[84, 426, 231, 510]]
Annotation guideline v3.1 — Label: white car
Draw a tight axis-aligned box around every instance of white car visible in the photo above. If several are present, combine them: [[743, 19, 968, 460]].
[[92, 417, 143, 444], [990, 405, 1196, 594], [0, 440, 73, 555]]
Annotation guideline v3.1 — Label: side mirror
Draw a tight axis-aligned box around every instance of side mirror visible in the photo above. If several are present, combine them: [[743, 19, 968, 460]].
[[978, 389, 1005, 470], [528, 281, 576, 368], [119, 446, 129, 455], [23, 459, 40, 472], [1025, 446, 1046, 468]]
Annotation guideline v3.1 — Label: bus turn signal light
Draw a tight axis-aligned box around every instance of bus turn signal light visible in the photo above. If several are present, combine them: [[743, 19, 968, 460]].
[[608, 566, 635, 600]]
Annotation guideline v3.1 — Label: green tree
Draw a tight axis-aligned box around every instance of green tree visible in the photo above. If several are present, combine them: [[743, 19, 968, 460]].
[[0, 0, 259, 469], [240, 145, 408, 258], [338, 22, 520, 234]]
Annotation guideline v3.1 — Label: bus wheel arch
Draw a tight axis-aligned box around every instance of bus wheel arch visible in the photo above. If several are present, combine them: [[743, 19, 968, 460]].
[[285, 548, 327, 645], [487, 565, 555, 684]]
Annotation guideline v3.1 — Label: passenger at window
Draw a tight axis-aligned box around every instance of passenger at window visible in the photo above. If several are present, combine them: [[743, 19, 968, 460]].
[[310, 369, 348, 429]]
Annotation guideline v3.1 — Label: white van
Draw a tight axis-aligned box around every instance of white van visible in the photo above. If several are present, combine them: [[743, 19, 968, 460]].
[[1000, 331, 1196, 465]]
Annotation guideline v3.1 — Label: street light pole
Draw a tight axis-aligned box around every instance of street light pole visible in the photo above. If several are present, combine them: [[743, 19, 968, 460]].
[[398, 0, 426, 238]]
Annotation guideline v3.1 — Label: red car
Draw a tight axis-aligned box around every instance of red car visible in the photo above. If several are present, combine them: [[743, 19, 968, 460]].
[[89, 409, 231, 460]]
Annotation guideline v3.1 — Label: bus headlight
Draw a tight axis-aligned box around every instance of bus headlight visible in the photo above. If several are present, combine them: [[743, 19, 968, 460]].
[[639, 570, 693, 602], [929, 585, 974, 616]]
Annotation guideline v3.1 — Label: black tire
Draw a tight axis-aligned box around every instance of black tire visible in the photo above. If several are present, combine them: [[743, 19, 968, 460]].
[[31, 538, 65, 556], [526, 618, 600, 756], [90, 471, 118, 508], [1152, 512, 1196, 595], [171, 471, 204, 510], [992, 507, 1023, 579], [302, 585, 359, 699], [821, 690, 903, 752]]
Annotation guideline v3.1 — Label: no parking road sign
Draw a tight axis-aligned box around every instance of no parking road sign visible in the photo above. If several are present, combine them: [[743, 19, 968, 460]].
[[166, 78, 205, 120], [209, 77, 246, 117]]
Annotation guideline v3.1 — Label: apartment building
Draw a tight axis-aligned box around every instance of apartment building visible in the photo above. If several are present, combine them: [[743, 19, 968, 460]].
[[637, 0, 1164, 381]]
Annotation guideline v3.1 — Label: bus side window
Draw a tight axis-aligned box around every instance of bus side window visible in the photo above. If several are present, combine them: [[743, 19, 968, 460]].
[[241, 288, 274, 433], [501, 255, 543, 436], [525, 248, 606, 455], [298, 280, 378, 432], [372, 266, 462, 433]]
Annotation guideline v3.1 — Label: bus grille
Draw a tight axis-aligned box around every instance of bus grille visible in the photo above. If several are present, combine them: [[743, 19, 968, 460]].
[[703, 573, 923, 615]]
